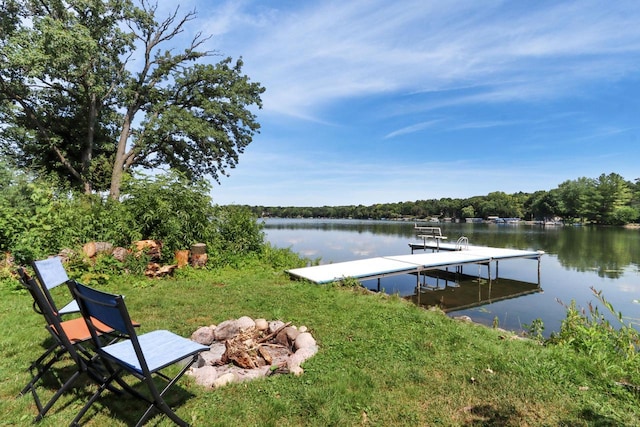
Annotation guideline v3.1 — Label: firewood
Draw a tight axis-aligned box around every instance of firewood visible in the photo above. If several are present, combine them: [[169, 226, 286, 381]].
[[257, 322, 292, 344], [175, 250, 190, 267]]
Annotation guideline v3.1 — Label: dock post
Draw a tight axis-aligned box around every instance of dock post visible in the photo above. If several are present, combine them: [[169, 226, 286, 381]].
[[537, 255, 541, 287]]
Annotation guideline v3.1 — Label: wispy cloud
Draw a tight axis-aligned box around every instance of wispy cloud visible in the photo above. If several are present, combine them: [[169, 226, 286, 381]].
[[202, 0, 640, 120], [384, 119, 443, 139]]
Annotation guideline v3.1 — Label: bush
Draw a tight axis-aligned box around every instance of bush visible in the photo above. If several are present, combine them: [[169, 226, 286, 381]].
[[207, 205, 266, 266], [549, 288, 640, 382], [1, 166, 268, 268], [120, 172, 219, 257]]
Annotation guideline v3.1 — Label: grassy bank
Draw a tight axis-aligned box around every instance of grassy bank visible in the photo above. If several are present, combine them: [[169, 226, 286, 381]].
[[2, 259, 639, 426]]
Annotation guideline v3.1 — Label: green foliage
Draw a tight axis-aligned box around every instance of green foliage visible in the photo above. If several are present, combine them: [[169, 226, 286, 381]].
[[0, 167, 132, 264], [0, 1, 264, 198], [549, 288, 640, 382], [209, 204, 265, 266], [610, 206, 640, 225], [0, 166, 267, 266], [461, 205, 476, 218], [256, 171, 638, 224], [120, 171, 219, 257], [260, 243, 310, 270], [336, 276, 365, 288], [522, 318, 545, 342]]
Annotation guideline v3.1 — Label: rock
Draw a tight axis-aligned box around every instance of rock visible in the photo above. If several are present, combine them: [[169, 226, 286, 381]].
[[189, 365, 219, 388], [259, 345, 291, 366], [191, 326, 215, 345], [298, 325, 308, 333], [294, 332, 316, 350], [288, 346, 318, 371], [112, 246, 129, 262], [275, 330, 290, 347], [255, 318, 269, 331], [289, 366, 304, 376], [285, 326, 300, 341], [236, 316, 256, 331], [235, 366, 271, 382], [213, 372, 237, 388], [268, 320, 285, 334], [214, 319, 241, 341]]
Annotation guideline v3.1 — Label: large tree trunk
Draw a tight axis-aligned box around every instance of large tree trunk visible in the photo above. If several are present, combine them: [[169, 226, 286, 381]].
[[82, 93, 98, 195], [109, 110, 133, 200]]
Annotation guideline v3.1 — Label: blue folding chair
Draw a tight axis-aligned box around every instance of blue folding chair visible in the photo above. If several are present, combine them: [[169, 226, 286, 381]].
[[16, 268, 117, 421], [68, 281, 208, 426], [33, 257, 79, 315]]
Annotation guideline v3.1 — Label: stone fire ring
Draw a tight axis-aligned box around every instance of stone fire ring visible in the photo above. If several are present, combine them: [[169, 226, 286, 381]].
[[187, 316, 318, 389]]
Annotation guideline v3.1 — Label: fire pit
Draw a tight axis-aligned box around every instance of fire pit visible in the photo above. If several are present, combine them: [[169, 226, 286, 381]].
[[188, 316, 318, 388]]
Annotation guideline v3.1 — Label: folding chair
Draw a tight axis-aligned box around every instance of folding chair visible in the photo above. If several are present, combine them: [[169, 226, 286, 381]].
[[32, 256, 79, 315], [16, 268, 117, 422], [68, 281, 208, 426]]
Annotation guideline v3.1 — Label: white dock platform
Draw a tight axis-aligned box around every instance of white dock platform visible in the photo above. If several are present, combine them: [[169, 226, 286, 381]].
[[286, 246, 544, 284]]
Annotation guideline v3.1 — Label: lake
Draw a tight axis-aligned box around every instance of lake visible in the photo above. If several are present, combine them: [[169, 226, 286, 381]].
[[263, 218, 640, 336]]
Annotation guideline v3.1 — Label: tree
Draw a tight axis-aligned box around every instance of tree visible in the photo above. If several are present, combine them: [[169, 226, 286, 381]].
[[461, 205, 475, 219], [556, 177, 594, 221], [591, 173, 633, 224], [525, 190, 559, 220], [0, 0, 264, 199]]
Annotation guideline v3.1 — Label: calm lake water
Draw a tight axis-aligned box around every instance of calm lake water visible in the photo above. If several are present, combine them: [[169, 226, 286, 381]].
[[263, 218, 640, 336]]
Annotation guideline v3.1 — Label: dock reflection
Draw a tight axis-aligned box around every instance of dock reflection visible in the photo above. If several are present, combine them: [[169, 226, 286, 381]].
[[406, 270, 542, 312]]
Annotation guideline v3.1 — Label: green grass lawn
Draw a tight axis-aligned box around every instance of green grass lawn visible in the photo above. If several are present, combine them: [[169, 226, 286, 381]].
[[2, 260, 639, 426]]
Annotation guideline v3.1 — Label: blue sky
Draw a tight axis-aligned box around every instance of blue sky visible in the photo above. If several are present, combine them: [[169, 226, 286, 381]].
[[165, 1, 640, 206]]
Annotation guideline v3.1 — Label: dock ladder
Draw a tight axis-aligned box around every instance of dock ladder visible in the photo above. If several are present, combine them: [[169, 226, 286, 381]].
[[456, 236, 469, 251]]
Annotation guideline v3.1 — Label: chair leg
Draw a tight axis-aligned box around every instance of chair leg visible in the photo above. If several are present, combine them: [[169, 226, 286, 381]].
[[33, 370, 83, 422], [18, 344, 62, 397], [19, 345, 71, 420], [135, 355, 199, 427], [69, 369, 120, 426]]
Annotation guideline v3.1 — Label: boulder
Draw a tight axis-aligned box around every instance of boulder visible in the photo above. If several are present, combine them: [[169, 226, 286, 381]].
[[214, 319, 241, 341], [268, 320, 285, 334], [213, 372, 237, 388], [236, 316, 256, 332], [191, 326, 215, 345], [255, 318, 269, 331], [285, 326, 300, 342], [294, 332, 316, 350], [288, 346, 318, 371], [189, 365, 219, 388]]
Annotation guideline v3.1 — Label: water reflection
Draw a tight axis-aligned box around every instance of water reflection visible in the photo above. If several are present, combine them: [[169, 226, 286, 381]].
[[263, 218, 640, 334], [407, 271, 542, 312]]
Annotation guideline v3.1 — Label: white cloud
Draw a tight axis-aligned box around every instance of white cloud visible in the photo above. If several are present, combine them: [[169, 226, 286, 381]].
[[198, 0, 640, 120]]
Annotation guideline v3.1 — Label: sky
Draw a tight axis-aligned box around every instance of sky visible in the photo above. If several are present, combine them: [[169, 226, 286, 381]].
[[160, 1, 640, 207]]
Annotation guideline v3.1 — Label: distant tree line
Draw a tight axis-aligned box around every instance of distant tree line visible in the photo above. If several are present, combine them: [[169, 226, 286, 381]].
[[249, 173, 640, 225]]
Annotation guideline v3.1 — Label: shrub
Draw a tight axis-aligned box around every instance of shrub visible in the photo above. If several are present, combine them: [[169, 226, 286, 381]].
[[120, 171, 220, 258], [1, 166, 269, 270], [549, 288, 640, 382], [208, 205, 265, 266]]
